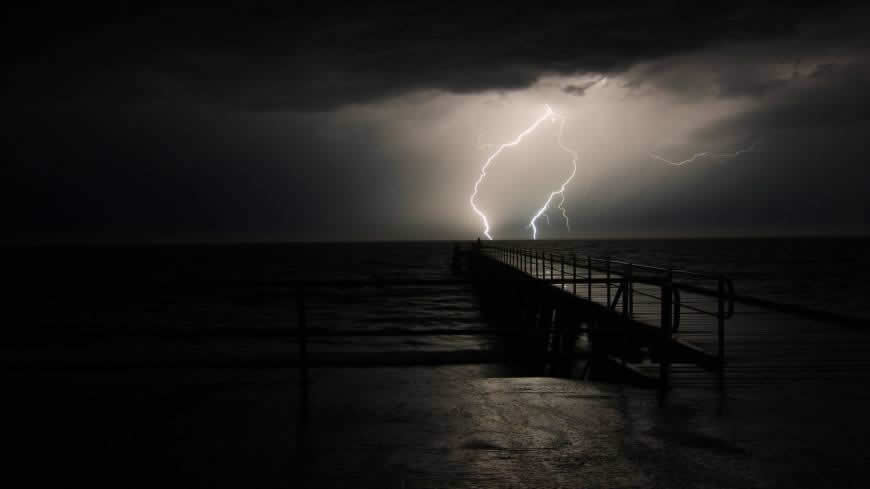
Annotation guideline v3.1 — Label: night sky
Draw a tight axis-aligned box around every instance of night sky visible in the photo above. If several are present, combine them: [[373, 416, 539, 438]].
[[5, 4, 870, 242]]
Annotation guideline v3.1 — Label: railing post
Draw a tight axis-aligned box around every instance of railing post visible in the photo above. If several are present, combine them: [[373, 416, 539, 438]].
[[587, 256, 592, 300], [535, 250, 539, 279], [561, 254, 565, 289], [718, 275, 726, 365], [606, 258, 611, 305], [660, 271, 673, 395], [623, 263, 633, 319], [572, 254, 577, 295], [297, 285, 309, 382]]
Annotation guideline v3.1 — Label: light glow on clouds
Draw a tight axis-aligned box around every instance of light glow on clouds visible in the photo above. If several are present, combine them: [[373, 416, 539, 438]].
[[330, 69, 760, 239]]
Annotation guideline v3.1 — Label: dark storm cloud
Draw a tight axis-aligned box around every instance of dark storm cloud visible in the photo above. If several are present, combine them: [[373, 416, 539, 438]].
[[617, 4, 870, 101], [5, 4, 819, 112], [616, 53, 870, 238], [562, 80, 600, 97], [697, 61, 870, 136], [4, 3, 870, 242]]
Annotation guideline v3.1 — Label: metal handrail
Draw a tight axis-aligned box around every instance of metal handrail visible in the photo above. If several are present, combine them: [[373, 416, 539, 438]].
[[472, 242, 741, 384], [484, 245, 735, 320], [485, 244, 733, 367], [520, 247, 693, 280], [506, 246, 729, 282]]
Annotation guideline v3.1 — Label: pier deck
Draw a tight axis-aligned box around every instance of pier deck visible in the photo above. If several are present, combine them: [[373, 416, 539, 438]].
[[475, 245, 870, 390]]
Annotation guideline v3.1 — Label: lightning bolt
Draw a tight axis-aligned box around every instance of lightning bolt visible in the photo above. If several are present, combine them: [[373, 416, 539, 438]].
[[650, 142, 758, 166], [529, 117, 579, 240], [556, 193, 570, 230], [470, 105, 555, 240]]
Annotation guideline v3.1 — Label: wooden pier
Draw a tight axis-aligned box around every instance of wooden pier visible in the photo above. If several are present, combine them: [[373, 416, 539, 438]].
[[467, 242, 870, 392], [466, 244, 734, 392]]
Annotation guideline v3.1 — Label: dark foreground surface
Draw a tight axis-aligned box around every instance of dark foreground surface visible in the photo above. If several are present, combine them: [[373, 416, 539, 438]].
[[4, 240, 870, 487], [7, 364, 870, 488]]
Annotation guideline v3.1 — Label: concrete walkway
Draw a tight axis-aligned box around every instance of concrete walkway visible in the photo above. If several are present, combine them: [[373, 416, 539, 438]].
[[10, 363, 870, 488]]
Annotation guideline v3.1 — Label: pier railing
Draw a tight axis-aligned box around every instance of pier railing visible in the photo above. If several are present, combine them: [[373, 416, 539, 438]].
[[480, 246, 735, 366]]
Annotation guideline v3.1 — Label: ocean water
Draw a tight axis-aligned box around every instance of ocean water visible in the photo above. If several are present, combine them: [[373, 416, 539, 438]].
[[6, 238, 868, 488], [5, 237, 869, 339], [4, 242, 491, 364]]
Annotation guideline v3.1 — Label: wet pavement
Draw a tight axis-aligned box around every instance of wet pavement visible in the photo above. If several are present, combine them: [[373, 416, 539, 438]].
[[8, 364, 870, 488]]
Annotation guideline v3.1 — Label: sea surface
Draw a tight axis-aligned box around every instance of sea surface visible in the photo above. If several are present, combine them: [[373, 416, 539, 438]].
[[6, 238, 869, 488], [5, 238, 869, 341]]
